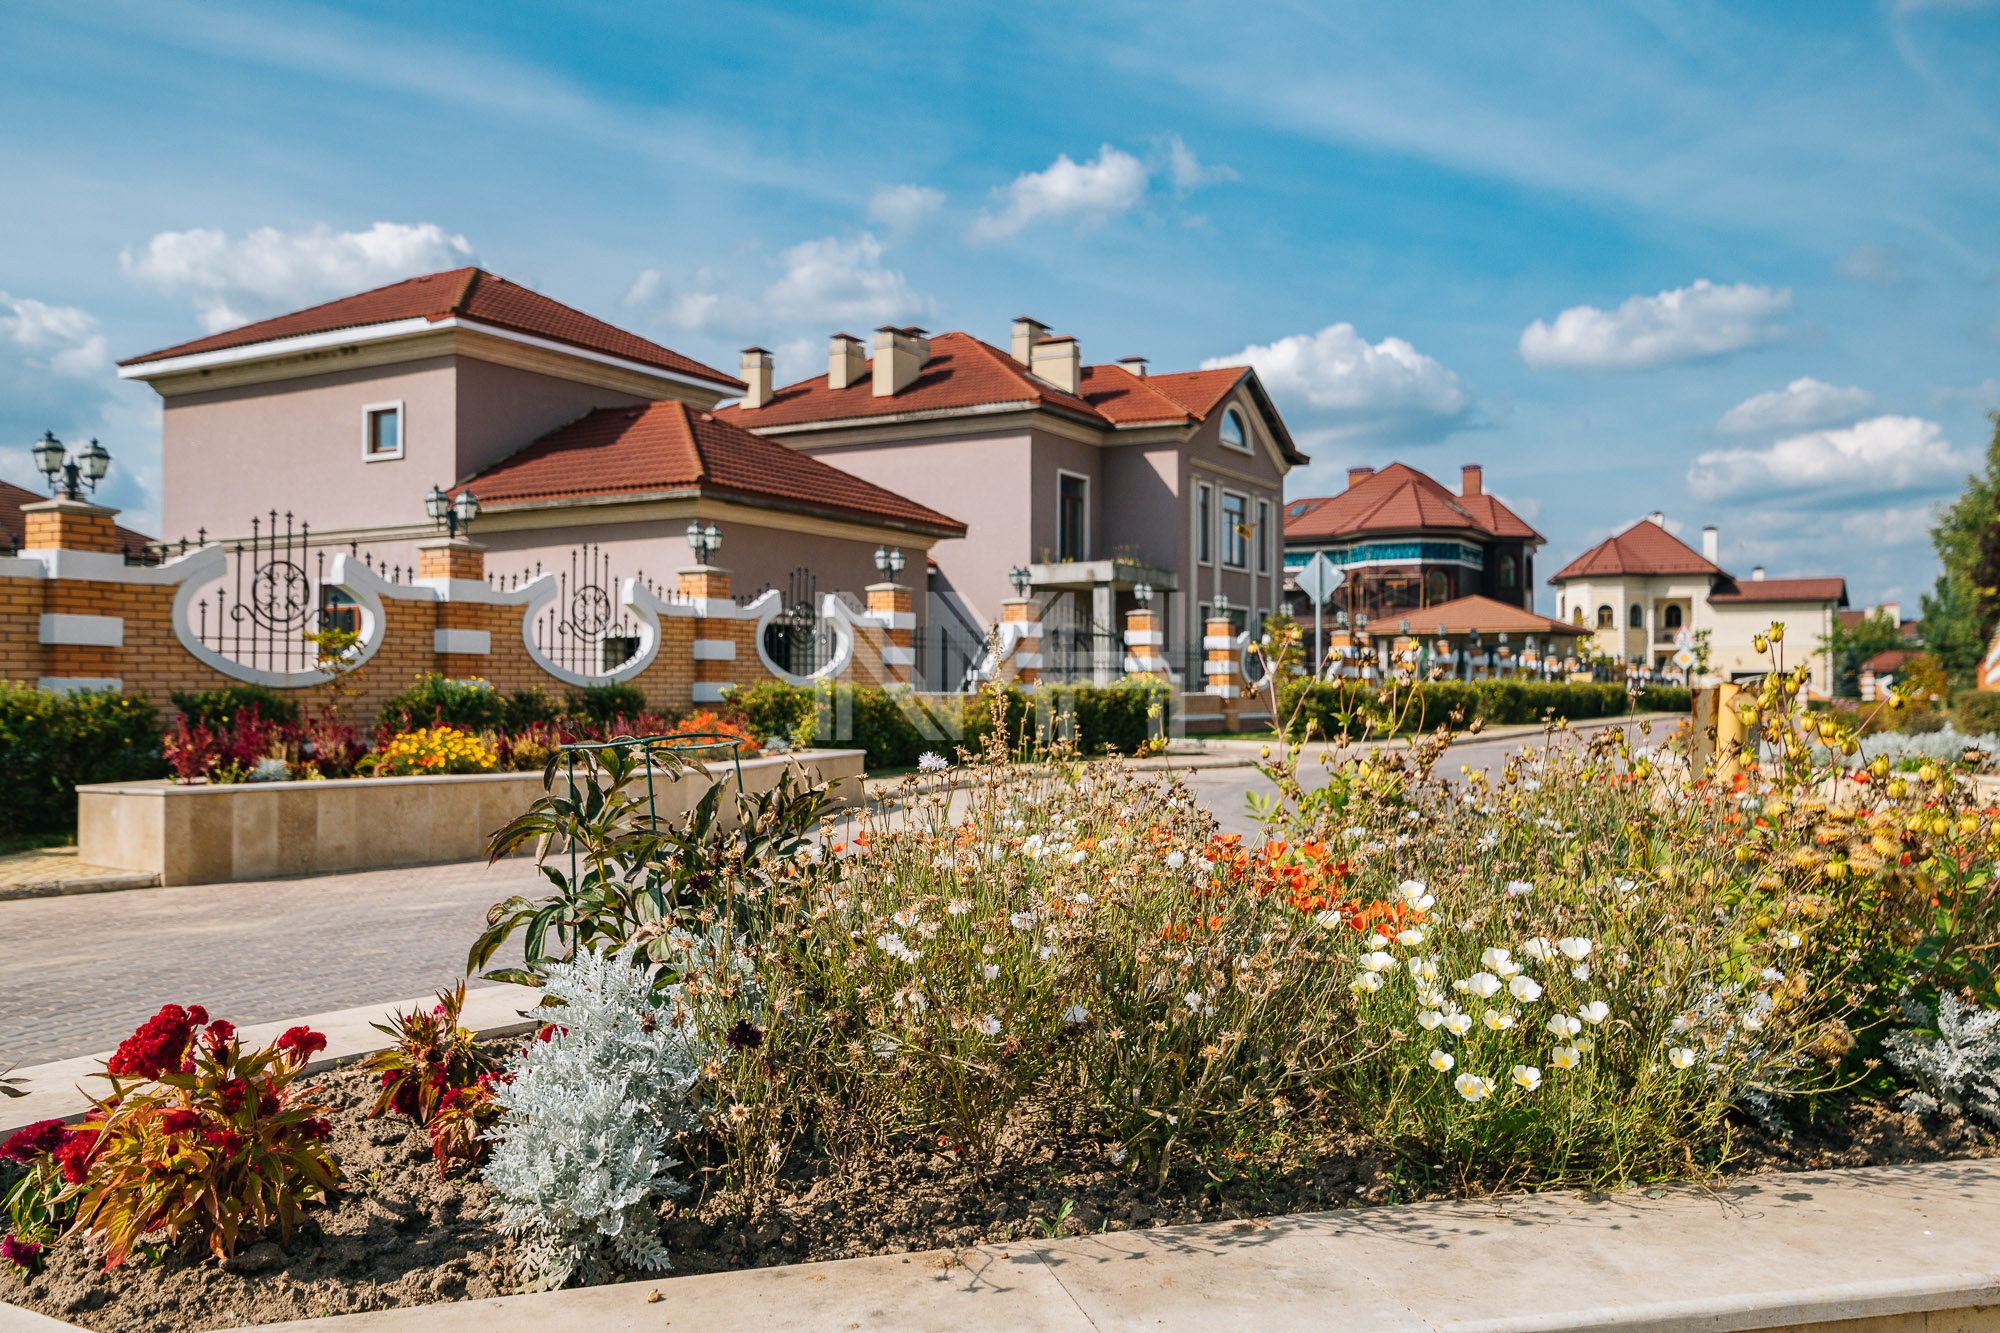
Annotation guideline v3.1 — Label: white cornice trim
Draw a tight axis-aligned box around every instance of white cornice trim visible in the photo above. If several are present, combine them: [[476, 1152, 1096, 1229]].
[[119, 316, 741, 393]]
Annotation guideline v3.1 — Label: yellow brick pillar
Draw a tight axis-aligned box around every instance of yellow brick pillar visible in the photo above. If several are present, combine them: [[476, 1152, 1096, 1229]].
[[419, 538, 491, 679], [680, 565, 736, 706], [417, 537, 487, 583], [1203, 615, 1239, 700], [867, 582, 915, 687], [1123, 607, 1166, 680], [1000, 597, 1041, 685], [22, 497, 128, 693]]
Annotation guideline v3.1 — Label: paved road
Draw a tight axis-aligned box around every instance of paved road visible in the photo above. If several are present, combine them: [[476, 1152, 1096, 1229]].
[[1, 860, 534, 1067], [1, 719, 1660, 1066]]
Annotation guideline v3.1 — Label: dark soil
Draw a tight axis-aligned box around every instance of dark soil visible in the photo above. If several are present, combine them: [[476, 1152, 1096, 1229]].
[[7, 1064, 1996, 1333]]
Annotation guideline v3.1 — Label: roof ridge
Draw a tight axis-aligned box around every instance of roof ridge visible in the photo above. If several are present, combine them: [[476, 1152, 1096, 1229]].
[[676, 400, 708, 484], [1086, 361, 1193, 421], [449, 268, 484, 316]]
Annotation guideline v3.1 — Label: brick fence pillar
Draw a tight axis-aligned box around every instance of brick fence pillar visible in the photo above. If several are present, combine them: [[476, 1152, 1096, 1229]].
[[1001, 597, 1041, 686], [681, 565, 735, 704], [418, 538, 491, 679], [1123, 606, 1166, 680], [867, 581, 914, 687], [1203, 615, 1239, 699], [23, 497, 126, 692], [22, 497, 122, 554]]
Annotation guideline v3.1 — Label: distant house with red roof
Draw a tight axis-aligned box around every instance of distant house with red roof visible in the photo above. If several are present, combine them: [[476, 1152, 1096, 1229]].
[[118, 269, 968, 661], [722, 321, 1305, 677], [1548, 512, 1848, 694], [1281, 463, 1544, 625]]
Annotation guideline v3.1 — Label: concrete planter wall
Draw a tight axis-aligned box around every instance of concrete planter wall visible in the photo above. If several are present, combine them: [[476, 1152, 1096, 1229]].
[[76, 749, 866, 886]]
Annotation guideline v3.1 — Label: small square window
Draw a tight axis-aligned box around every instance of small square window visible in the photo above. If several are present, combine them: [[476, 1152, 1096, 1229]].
[[364, 403, 403, 459]]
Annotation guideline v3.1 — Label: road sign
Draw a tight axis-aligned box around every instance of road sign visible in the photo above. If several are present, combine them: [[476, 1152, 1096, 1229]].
[[1294, 552, 1343, 603], [1672, 648, 1695, 669], [1674, 627, 1694, 649]]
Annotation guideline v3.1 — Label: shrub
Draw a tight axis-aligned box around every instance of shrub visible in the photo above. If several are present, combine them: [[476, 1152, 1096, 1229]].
[[68, 1006, 337, 1266], [169, 684, 300, 730], [485, 946, 703, 1289], [1275, 678, 1636, 740], [503, 687, 563, 732], [0, 683, 166, 836], [361, 983, 503, 1173], [1953, 691, 2000, 736], [371, 724, 499, 776], [563, 683, 649, 728], [1637, 685, 1692, 713], [378, 674, 508, 731], [1886, 992, 2000, 1127], [2, 1120, 77, 1273]]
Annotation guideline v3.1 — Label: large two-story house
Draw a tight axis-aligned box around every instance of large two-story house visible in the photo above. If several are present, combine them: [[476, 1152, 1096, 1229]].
[[719, 321, 1305, 679]]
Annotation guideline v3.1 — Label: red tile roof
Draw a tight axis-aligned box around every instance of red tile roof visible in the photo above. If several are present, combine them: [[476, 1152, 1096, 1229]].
[[1863, 649, 1913, 674], [1548, 519, 1721, 581], [461, 401, 964, 538], [120, 268, 744, 389], [0, 481, 154, 558], [1708, 576, 1848, 605], [1413, 594, 1588, 638], [1283, 463, 1543, 544], [719, 334, 1305, 461]]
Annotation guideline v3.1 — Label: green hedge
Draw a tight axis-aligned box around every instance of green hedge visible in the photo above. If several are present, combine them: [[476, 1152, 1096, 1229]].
[[170, 684, 301, 729], [1954, 690, 2000, 736], [727, 680, 1172, 769], [1274, 678, 1653, 740], [0, 683, 168, 837]]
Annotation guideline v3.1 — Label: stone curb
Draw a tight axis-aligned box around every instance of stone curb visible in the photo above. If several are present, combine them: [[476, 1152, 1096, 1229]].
[[0, 870, 160, 903], [0, 984, 543, 1137]]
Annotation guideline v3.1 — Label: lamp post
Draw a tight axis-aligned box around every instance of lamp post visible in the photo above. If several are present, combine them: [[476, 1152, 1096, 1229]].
[[424, 485, 481, 538], [32, 432, 112, 501], [1009, 565, 1032, 598], [1133, 581, 1153, 606], [873, 545, 906, 580], [686, 520, 722, 565]]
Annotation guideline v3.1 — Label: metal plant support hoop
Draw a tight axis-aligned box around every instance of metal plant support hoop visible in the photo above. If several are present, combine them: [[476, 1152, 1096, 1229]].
[[552, 731, 751, 888]]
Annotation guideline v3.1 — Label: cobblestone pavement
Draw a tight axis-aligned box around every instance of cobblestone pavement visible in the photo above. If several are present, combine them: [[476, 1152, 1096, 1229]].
[[1, 859, 535, 1066]]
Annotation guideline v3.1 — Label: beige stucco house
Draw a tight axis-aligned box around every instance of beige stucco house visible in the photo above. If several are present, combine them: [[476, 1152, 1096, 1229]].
[[720, 321, 1306, 679], [1550, 514, 1847, 695]]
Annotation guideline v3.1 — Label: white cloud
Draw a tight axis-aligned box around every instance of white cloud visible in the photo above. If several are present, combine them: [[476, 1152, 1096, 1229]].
[[1163, 134, 1238, 193], [0, 292, 109, 378], [121, 222, 474, 331], [968, 145, 1150, 242], [1518, 280, 1793, 371], [628, 232, 931, 340], [1204, 323, 1474, 443], [1835, 244, 1910, 287], [1687, 414, 1967, 500], [867, 184, 945, 232], [1716, 378, 1877, 435]]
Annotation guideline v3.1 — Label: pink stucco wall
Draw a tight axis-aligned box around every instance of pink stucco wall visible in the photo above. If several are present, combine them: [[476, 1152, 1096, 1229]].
[[453, 357, 650, 481]]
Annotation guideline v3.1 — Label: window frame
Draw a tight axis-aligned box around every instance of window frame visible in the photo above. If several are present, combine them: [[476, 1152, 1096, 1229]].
[[1255, 499, 1271, 574], [1056, 469, 1090, 563], [362, 400, 405, 462], [1664, 604, 1683, 629], [1219, 406, 1253, 455], [1596, 605, 1614, 629], [1220, 489, 1249, 569], [1628, 603, 1644, 630], [1195, 482, 1214, 566], [1498, 554, 1516, 589]]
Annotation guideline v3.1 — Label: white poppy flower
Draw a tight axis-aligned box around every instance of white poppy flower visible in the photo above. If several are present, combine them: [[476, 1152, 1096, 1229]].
[[1361, 951, 1398, 973], [1761, 967, 1785, 983], [1505, 880, 1534, 898], [1428, 1049, 1455, 1071], [1314, 910, 1343, 929], [1550, 1046, 1581, 1069], [1776, 930, 1803, 949], [1483, 1009, 1517, 1031], [1063, 1004, 1088, 1025], [1397, 879, 1428, 903], [1508, 975, 1543, 1002], [1444, 1013, 1475, 1036], [1165, 850, 1186, 871], [1495, 959, 1522, 979], [1396, 928, 1426, 947], [1579, 1001, 1611, 1025], [1557, 937, 1593, 961], [1547, 1014, 1582, 1039], [982, 964, 1000, 981], [1570, 964, 1592, 981], [1521, 938, 1556, 961], [976, 1015, 1002, 1036], [1351, 972, 1385, 995], [1365, 932, 1390, 951], [1410, 958, 1440, 982], [1453, 978, 1473, 994], [1668, 1046, 1697, 1070], [1479, 947, 1512, 970], [1418, 1009, 1445, 1030], [1009, 911, 1036, 930], [1454, 1073, 1495, 1102], [1511, 1065, 1542, 1092], [1466, 972, 1503, 998]]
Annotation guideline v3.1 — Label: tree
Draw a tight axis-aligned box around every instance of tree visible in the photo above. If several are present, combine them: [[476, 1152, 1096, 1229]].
[[1922, 413, 2000, 688], [1824, 609, 1906, 698]]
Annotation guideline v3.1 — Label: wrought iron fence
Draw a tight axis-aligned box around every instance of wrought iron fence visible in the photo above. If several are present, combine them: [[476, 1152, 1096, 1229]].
[[1037, 593, 1118, 684], [912, 620, 992, 692], [761, 566, 837, 678], [515, 542, 655, 678]]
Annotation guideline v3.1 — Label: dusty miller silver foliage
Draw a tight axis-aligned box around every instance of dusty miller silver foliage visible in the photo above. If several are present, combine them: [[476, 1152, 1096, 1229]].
[[484, 945, 704, 1289], [1885, 991, 2000, 1128]]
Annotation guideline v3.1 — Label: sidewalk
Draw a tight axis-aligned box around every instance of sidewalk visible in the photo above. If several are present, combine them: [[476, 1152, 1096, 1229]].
[[0, 846, 156, 902]]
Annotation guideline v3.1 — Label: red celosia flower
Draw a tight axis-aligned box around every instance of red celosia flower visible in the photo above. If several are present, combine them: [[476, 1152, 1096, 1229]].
[[1, 1234, 42, 1272], [200, 1019, 237, 1056], [0, 1119, 72, 1162], [300, 1117, 332, 1141], [202, 1129, 245, 1157], [275, 1026, 327, 1065], [160, 1108, 201, 1136], [55, 1129, 98, 1184], [218, 1078, 248, 1113], [107, 1004, 203, 1080]]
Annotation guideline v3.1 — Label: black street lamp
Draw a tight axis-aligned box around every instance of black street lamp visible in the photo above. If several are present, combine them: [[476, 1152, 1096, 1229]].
[[1008, 565, 1032, 597], [873, 545, 906, 579], [1133, 581, 1154, 606], [426, 485, 480, 537], [686, 520, 722, 565], [32, 431, 111, 500]]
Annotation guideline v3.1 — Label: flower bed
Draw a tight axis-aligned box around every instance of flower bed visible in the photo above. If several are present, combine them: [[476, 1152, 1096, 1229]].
[[11, 636, 2000, 1328]]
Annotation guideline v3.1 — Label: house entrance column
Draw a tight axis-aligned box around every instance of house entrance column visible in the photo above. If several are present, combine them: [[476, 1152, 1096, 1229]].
[[1091, 580, 1116, 684]]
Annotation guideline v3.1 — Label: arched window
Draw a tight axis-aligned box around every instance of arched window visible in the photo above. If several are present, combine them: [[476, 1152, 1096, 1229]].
[[1426, 570, 1450, 604], [1220, 408, 1250, 453], [1573, 607, 1586, 626], [1498, 555, 1517, 589], [1628, 604, 1644, 629], [1596, 605, 1614, 629], [1664, 604, 1683, 629]]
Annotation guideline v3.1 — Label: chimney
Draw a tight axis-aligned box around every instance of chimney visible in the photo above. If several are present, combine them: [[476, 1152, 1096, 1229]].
[[1011, 316, 1049, 366], [739, 347, 773, 410], [828, 332, 866, 390], [1117, 355, 1149, 377], [1346, 465, 1376, 489], [872, 325, 930, 397], [1751, 566, 1766, 581], [1460, 464, 1483, 497], [1701, 525, 1718, 563], [1647, 511, 1666, 526], [1881, 601, 1901, 624], [1030, 335, 1081, 394]]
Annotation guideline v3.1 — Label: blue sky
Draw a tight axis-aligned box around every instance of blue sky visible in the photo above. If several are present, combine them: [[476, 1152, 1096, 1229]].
[[4, 0, 1998, 612]]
